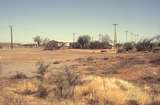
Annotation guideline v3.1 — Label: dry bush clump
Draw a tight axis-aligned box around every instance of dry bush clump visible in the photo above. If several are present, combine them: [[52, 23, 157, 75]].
[[10, 72, 28, 79], [123, 42, 135, 52], [126, 100, 139, 105], [36, 61, 50, 81], [87, 56, 95, 61], [54, 66, 81, 99], [35, 84, 48, 99], [36, 62, 50, 76], [53, 61, 61, 64]]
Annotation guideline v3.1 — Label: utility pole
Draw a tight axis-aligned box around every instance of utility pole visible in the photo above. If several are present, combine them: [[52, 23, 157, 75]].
[[73, 33, 75, 43], [99, 34, 102, 42], [136, 34, 139, 42], [134, 34, 137, 43], [130, 32, 133, 42], [113, 24, 118, 46], [9, 25, 14, 49], [125, 30, 128, 42], [92, 36, 94, 41]]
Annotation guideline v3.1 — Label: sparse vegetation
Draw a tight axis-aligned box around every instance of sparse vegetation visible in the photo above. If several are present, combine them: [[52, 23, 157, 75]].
[[54, 66, 81, 99], [0, 47, 160, 105]]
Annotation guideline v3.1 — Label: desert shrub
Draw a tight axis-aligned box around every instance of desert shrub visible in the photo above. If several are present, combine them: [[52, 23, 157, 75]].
[[54, 66, 81, 99], [101, 42, 112, 49], [0, 46, 3, 49], [90, 41, 112, 49], [35, 84, 48, 99], [123, 42, 135, 51], [69, 42, 81, 48], [117, 48, 126, 53], [136, 39, 153, 51], [126, 100, 139, 105], [53, 61, 61, 64], [115, 43, 123, 48], [90, 41, 101, 49], [10, 72, 27, 79], [44, 40, 59, 50], [36, 62, 50, 76], [77, 35, 91, 49], [87, 56, 94, 61]]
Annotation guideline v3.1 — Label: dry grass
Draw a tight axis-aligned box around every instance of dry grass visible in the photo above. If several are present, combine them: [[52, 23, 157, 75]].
[[10, 79, 40, 95], [0, 75, 160, 105], [0, 48, 160, 105], [74, 75, 151, 105]]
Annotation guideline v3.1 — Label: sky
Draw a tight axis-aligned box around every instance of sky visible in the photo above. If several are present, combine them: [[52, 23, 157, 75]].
[[0, 0, 160, 43]]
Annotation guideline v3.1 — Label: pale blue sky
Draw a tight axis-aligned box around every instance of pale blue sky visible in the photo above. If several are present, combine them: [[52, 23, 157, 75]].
[[0, 0, 160, 43]]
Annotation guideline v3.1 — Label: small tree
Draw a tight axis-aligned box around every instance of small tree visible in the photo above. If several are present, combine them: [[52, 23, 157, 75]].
[[33, 36, 42, 47], [77, 35, 91, 49]]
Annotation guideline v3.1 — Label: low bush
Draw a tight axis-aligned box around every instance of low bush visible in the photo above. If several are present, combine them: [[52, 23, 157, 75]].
[[70, 41, 112, 49], [36, 62, 50, 76], [10, 72, 27, 79], [35, 84, 48, 99], [123, 42, 135, 51], [44, 40, 59, 50], [126, 100, 139, 105], [53, 61, 61, 64], [136, 39, 153, 51], [90, 41, 112, 49], [54, 66, 81, 99], [70, 42, 81, 49]]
